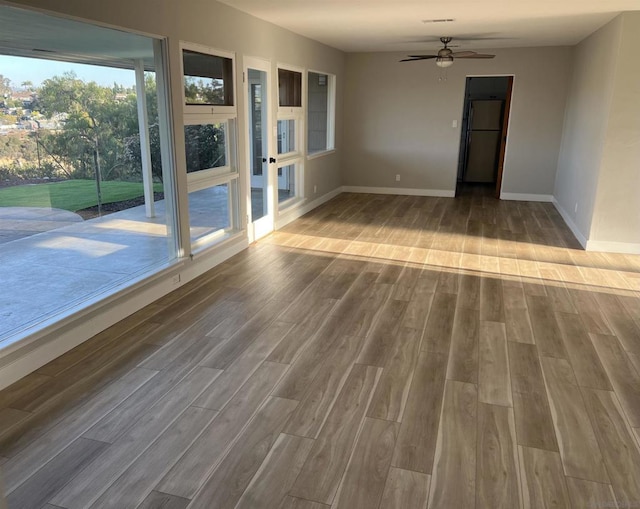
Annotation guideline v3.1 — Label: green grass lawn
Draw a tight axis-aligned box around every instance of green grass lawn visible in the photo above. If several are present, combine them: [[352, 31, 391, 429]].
[[0, 180, 163, 212]]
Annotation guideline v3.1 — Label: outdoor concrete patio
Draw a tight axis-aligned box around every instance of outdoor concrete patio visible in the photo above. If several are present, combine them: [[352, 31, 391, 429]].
[[0, 186, 230, 345], [0, 203, 170, 345], [0, 206, 84, 244]]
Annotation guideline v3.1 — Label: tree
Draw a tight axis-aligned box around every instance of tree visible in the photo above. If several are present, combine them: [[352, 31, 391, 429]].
[[184, 77, 224, 105], [38, 71, 140, 181], [36, 72, 144, 212], [0, 74, 11, 97], [184, 124, 226, 172]]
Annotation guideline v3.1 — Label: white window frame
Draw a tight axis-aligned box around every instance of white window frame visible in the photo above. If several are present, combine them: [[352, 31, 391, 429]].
[[306, 69, 336, 158], [276, 115, 302, 160], [183, 114, 237, 191], [276, 63, 305, 209], [181, 42, 240, 250]]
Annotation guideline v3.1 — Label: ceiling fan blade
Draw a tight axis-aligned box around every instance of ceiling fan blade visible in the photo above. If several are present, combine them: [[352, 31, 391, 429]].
[[451, 51, 477, 57], [400, 55, 437, 62], [456, 53, 495, 59], [407, 54, 437, 58]]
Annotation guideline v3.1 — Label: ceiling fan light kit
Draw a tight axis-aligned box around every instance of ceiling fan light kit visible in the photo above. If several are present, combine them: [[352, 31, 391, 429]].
[[401, 36, 495, 68], [436, 56, 454, 68]]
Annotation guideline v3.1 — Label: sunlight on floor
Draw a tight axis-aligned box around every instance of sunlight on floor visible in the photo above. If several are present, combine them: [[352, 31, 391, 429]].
[[268, 231, 639, 297]]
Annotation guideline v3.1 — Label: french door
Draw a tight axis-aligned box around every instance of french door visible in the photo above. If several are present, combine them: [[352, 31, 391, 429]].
[[244, 57, 274, 241]]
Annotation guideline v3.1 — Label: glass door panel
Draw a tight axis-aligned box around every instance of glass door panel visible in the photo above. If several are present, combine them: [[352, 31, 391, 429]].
[[249, 69, 267, 221], [245, 58, 273, 241]]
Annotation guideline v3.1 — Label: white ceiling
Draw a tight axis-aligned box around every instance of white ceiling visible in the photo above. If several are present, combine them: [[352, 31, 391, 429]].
[[219, 0, 640, 52]]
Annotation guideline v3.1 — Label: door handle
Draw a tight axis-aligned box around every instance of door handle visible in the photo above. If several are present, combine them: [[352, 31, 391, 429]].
[[269, 157, 277, 164]]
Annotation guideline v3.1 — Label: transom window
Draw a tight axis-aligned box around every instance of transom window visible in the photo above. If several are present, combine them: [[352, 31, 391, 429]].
[[182, 50, 233, 106], [278, 68, 302, 107]]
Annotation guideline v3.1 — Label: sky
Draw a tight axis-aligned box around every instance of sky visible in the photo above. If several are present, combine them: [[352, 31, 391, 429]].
[[0, 55, 136, 88]]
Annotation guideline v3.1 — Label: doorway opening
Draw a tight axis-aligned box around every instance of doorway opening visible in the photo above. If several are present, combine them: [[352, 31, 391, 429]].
[[456, 76, 513, 199]]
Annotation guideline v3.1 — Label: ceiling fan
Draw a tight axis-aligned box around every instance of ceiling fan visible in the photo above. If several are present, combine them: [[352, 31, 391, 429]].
[[400, 37, 495, 68]]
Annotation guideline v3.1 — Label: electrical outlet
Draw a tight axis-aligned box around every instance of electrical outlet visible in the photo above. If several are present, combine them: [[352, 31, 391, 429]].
[[395, 174, 401, 182], [574, 202, 578, 214]]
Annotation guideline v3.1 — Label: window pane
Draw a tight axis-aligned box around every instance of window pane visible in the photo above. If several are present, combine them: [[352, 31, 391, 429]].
[[184, 123, 227, 173], [0, 8, 176, 344], [278, 68, 302, 107], [189, 184, 230, 243], [183, 50, 233, 106], [308, 71, 330, 153], [277, 119, 296, 154], [277, 164, 295, 203]]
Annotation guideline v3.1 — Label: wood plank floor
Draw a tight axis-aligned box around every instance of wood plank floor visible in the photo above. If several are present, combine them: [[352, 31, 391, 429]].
[[2, 190, 640, 508]]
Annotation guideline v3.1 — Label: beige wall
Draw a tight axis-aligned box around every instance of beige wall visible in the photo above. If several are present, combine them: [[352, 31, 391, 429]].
[[554, 12, 640, 250], [342, 47, 572, 195], [590, 12, 640, 248], [554, 17, 622, 243], [10, 0, 346, 201]]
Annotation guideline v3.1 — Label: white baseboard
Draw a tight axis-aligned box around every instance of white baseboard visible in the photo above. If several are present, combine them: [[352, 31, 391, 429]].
[[500, 192, 554, 202], [275, 186, 343, 229], [342, 185, 455, 198], [0, 237, 248, 391], [585, 240, 640, 255], [551, 198, 588, 248], [551, 198, 640, 254]]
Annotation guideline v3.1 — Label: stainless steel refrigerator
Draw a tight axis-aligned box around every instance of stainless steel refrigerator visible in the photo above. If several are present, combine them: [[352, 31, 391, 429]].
[[463, 99, 504, 183]]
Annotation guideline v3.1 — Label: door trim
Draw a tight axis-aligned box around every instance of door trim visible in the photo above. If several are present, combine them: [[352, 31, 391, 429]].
[[495, 76, 513, 198]]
